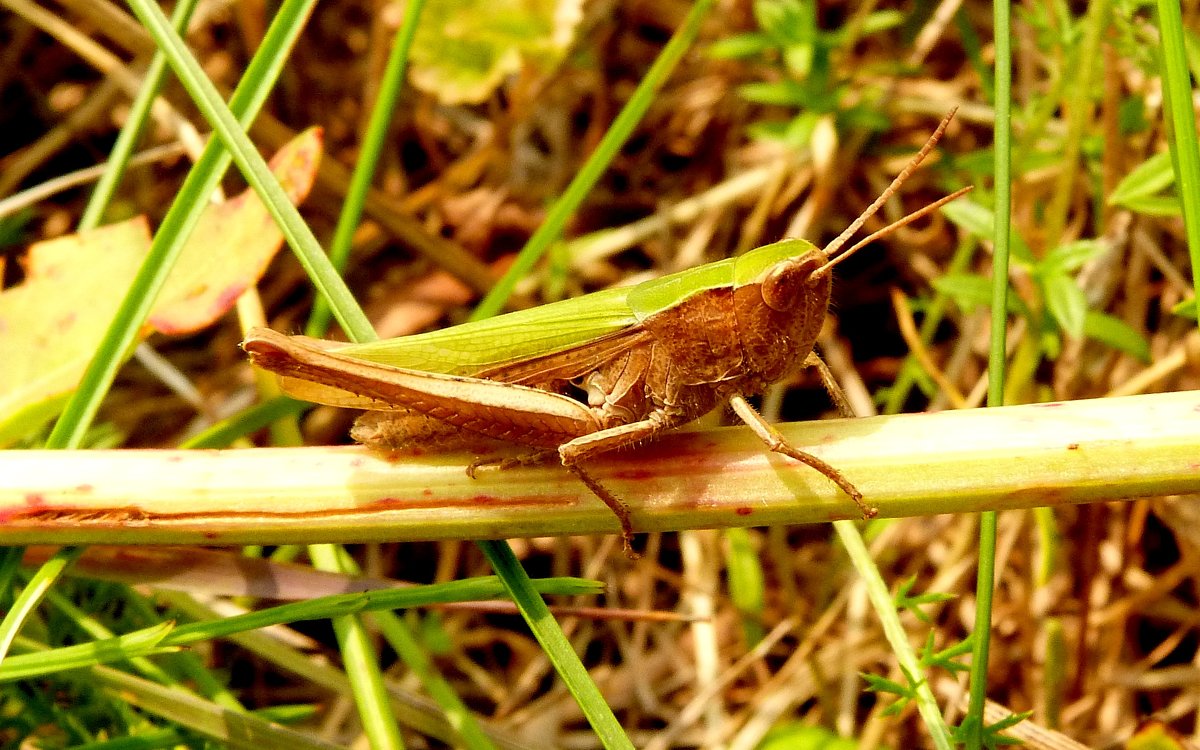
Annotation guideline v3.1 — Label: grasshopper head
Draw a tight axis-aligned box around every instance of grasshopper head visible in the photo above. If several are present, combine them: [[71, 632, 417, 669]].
[[760, 249, 831, 312], [727, 245, 834, 386]]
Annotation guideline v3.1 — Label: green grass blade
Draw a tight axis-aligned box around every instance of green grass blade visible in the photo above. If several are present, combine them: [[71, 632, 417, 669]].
[[0, 546, 84, 663], [370, 609, 498, 750], [180, 397, 309, 449], [159, 590, 534, 749], [1157, 0, 1200, 312], [77, 0, 200, 231], [308, 543, 404, 750], [48, 0, 318, 451], [323, 538, 500, 750], [81, 663, 344, 749], [479, 540, 634, 750], [1, 624, 176, 682], [0, 547, 23, 608], [834, 522, 954, 750], [160, 576, 596, 644], [122, 0, 374, 344], [327, 545, 498, 750], [468, 0, 716, 321], [306, 0, 426, 337], [43, 588, 180, 691]]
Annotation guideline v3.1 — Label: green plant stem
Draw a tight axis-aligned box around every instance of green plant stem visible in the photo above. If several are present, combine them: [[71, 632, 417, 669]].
[[306, 0, 426, 337], [967, 0, 1013, 745], [368, 611, 497, 750], [3, 392, 1197, 545], [1042, 0, 1110, 249], [1033, 504, 1065, 728], [468, 0, 716, 321]]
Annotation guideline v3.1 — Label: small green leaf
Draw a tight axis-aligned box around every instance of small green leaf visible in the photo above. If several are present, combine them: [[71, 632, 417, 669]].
[[932, 273, 1031, 319], [932, 272, 993, 310], [941, 198, 1035, 264], [1041, 324, 1063, 360], [1039, 239, 1106, 275], [752, 0, 815, 49], [756, 722, 858, 750], [746, 120, 796, 142], [0, 208, 33, 250], [940, 195, 992, 237], [960, 710, 1032, 748], [1083, 311, 1151, 363], [1109, 151, 1174, 208], [861, 672, 915, 698], [747, 111, 823, 148], [737, 79, 813, 106], [724, 528, 766, 645], [1117, 194, 1182, 216], [920, 632, 972, 673], [708, 32, 774, 59], [827, 10, 904, 43], [861, 672, 915, 716], [1128, 722, 1192, 750], [1041, 270, 1087, 337], [782, 43, 816, 78], [893, 576, 955, 624], [987, 710, 1033, 733], [1118, 95, 1149, 135], [408, 0, 584, 105]]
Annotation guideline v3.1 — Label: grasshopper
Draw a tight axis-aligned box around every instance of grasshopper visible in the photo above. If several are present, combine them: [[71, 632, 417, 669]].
[[244, 110, 967, 553]]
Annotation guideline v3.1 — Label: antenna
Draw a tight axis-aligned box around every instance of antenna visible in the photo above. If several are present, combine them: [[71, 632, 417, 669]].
[[811, 185, 973, 278], [819, 107, 959, 267]]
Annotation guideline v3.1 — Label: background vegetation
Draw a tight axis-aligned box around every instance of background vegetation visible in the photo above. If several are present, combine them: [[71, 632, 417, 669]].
[[1, 0, 1199, 747]]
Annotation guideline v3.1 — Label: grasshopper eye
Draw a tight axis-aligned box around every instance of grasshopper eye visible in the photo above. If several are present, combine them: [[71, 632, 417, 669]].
[[762, 255, 823, 312]]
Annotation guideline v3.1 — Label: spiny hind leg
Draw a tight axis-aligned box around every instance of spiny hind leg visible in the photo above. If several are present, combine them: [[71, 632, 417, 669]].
[[565, 463, 638, 557], [558, 412, 688, 556], [729, 394, 876, 518], [467, 447, 641, 557]]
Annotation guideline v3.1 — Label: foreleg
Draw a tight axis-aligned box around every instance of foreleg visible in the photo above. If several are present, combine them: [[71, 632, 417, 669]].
[[803, 352, 854, 419], [729, 394, 876, 518]]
